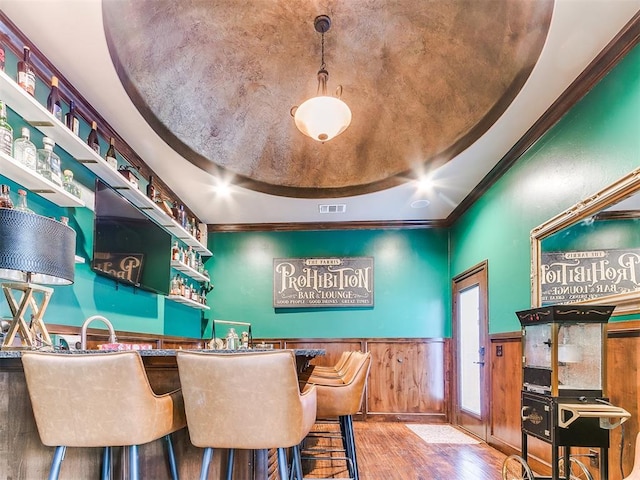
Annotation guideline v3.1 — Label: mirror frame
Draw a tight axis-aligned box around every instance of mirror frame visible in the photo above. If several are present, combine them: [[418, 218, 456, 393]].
[[531, 166, 640, 315]]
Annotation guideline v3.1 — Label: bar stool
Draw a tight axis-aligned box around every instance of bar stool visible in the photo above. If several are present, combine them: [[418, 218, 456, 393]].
[[303, 351, 371, 480], [176, 350, 317, 480], [22, 351, 186, 480]]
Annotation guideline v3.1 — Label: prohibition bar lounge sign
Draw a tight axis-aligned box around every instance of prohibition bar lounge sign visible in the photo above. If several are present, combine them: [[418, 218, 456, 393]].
[[541, 249, 640, 304], [273, 257, 374, 308]]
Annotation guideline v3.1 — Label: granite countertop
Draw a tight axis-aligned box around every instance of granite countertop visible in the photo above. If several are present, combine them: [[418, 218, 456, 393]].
[[0, 348, 325, 358]]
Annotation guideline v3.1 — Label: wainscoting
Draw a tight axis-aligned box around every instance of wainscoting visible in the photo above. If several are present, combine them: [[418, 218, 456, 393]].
[[490, 321, 640, 480]]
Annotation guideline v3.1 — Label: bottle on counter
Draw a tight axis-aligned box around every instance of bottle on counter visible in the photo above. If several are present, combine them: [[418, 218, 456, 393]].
[[14, 189, 33, 213], [17, 46, 36, 96], [0, 100, 13, 157], [65, 100, 80, 135], [14, 127, 37, 170], [146, 174, 156, 201], [47, 76, 63, 122], [37, 137, 63, 186], [0, 184, 13, 208], [87, 121, 100, 154], [105, 137, 117, 170]]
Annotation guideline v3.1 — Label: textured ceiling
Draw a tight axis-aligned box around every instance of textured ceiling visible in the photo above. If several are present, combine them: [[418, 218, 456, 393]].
[[102, 0, 553, 199]]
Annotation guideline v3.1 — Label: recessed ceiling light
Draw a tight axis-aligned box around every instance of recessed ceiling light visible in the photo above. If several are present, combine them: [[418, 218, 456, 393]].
[[410, 199, 430, 209]]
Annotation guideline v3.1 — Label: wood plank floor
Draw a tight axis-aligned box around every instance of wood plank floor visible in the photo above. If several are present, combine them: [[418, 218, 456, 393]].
[[303, 422, 508, 480]]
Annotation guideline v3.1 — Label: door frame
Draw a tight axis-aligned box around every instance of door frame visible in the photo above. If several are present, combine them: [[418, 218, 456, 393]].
[[451, 260, 490, 441]]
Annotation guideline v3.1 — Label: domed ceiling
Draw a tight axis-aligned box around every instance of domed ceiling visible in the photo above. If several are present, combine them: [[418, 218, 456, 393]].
[[102, 0, 553, 199]]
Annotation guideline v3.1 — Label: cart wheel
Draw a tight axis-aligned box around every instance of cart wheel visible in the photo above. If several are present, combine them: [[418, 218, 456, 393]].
[[558, 457, 594, 480], [502, 455, 535, 480]]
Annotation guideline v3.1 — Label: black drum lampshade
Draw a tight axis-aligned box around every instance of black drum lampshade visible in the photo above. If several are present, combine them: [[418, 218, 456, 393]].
[[0, 209, 75, 285]]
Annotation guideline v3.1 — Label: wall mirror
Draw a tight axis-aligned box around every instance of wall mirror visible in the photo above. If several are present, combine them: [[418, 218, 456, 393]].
[[531, 167, 640, 315]]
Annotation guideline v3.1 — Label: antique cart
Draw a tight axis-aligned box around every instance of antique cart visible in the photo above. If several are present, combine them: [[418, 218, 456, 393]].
[[502, 305, 630, 480]]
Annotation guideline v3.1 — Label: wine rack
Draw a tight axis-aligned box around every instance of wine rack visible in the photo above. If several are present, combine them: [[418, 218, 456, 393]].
[[166, 295, 210, 310], [0, 150, 84, 207], [0, 69, 211, 256]]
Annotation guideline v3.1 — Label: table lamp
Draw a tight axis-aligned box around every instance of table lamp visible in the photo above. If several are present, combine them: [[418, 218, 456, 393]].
[[0, 209, 75, 349]]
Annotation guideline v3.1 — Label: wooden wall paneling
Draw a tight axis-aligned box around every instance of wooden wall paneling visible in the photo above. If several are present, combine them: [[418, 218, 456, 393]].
[[366, 339, 447, 422], [489, 335, 522, 454]]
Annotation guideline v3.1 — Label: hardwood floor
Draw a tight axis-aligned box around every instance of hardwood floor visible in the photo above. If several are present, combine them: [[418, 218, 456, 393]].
[[303, 422, 508, 480]]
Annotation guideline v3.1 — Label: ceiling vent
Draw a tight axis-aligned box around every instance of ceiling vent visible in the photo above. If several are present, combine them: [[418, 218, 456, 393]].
[[318, 204, 347, 214]]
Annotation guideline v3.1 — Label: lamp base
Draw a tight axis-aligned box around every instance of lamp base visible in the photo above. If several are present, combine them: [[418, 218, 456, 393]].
[[1, 282, 53, 349]]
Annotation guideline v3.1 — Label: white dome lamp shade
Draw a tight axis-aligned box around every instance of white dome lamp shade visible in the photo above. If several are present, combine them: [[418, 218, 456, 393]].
[[292, 15, 351, 142]]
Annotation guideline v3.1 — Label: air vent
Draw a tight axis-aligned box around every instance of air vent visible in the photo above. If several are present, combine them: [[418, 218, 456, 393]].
[[318, 204, 347, 214]]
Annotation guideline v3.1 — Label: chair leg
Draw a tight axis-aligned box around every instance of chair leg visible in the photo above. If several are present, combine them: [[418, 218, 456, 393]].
[[164, 434, 179, 480], [101, 446, 111, 480], [226, 448, 235, 480], [342, 415, 359, 480], [200, 447, 213, 480], [129, 444, 139, 480], [291, 444, 303, 480], [48, 445, 66, 480], [277, 447, 289, 480]]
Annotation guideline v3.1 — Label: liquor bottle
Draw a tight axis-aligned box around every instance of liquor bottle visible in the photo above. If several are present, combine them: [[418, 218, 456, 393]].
[[87, 121, 100, 154], [65, 100, 80, 135], [171, 241, 179, 261], [37, 137, 63, 186], [14, 127, 37, 170], [62, 169, 81, 198], [47, 76, 63, 122], [0, 100, 13, 157], [105, 137, 117, 169], [146, 174, 156, 201], [178, 204, 187, 228], [0, 184, 13, 208], [17, 46, 36, 96], [14, 189, 33, 213]]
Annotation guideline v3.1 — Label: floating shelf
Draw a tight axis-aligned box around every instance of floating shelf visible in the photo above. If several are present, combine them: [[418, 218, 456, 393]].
[[170, 260, 210, 282], [0, 151, 85, 207], [0, 70, 211, 256], [166, 295, 210, 310]]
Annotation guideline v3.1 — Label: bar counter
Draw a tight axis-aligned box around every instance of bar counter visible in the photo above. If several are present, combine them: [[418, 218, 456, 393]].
[[0, 348, 324, 480]]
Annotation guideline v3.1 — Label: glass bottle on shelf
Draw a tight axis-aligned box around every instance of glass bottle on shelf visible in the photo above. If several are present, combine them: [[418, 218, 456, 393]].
[[37, 137, 63, 186], [171, 241, 179, 261], [87, 121, 100, 154], [62, 169, 81, 198], [13, 127, 37, 170], [178, 204, 187, 228], [0, 100, 13, 157], [14, 189, 33, 213], [65, 100, 80, 135], [146, 174, 156, 201], [47, 76, 63, 122], [0, 184, 13, 208], [105, 137, 117, 170], [17, 46, 36, 96], [170, 274, 180, 296]]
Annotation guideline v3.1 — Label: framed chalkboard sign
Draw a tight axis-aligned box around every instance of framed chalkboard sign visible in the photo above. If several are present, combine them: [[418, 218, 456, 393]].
[[273, 257, 374, 308]]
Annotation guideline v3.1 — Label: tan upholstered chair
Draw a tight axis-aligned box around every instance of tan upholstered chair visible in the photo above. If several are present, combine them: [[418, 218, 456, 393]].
[[22, 351, 186, 480], [303, 351, 371, 480], [176, 350, 317, 480]]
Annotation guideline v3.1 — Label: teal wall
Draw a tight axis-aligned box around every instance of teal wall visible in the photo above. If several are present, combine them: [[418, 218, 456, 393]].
[[0, 49, 203, 339], [2, 38, 638, 341], [451, 44, 640, 333], [205, 229, 450, 339]]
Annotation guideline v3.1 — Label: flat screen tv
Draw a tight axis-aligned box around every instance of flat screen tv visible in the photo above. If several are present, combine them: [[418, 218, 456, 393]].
[[92, 179, 171, 295]]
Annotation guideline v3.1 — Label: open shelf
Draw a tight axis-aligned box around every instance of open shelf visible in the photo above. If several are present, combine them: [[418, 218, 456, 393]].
[[0, 70, 211, 256], [166, 295, 210, 310], [0, 150, 85, 207], [171, 260, 210, 282]]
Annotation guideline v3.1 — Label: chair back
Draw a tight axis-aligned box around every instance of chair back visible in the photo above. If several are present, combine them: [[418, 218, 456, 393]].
[[177, 350, 316, 450], [316, 351, 372, 418], [22, 351, 180, 447]]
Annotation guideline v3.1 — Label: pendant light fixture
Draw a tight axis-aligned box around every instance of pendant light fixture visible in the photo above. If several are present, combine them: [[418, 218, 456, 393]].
[[292, 15, 352, 142]]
